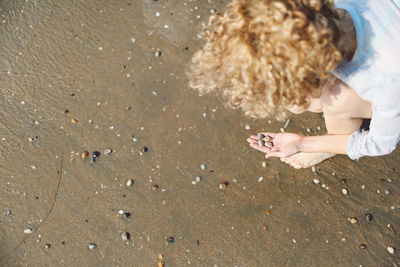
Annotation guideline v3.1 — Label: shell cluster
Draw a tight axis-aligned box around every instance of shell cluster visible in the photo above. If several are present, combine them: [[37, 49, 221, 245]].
[[257, 134, 273, 148]]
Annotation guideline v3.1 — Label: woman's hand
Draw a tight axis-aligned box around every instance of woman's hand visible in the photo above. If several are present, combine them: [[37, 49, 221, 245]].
[[247, 132, 304, 158]]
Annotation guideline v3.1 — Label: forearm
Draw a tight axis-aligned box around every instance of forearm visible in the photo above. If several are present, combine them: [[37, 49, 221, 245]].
[[298, 134, 350, 154]]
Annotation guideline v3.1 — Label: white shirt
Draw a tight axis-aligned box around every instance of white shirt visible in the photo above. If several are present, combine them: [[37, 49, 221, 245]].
[[333, 0, 400, 159]]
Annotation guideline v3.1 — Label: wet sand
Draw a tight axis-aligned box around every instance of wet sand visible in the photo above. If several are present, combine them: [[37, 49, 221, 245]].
[[0, 0, 399, 266]]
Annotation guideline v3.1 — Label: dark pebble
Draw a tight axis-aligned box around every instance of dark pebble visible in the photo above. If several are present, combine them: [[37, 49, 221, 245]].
[[141, 147, 148, 153], [167, 237, 174, 243], [91, 151, 101, 162], [122, 212, 131, 219], [366, 213, 374, 221]]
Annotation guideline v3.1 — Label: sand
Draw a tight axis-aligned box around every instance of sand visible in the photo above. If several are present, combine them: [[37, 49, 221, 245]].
[[0, 0, 399, 266]]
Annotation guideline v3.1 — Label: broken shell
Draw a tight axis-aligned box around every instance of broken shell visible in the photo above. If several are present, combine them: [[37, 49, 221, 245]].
[[313, 179, 320, 184], [70, 118, 78, 124], [342, 188, 348, 195], [158, 262, 164, 267], [265, 209, 271, 215], [81, 151, 89, 158], [158, 254, 163, 260], [152, 184, 159, 190], [44, 243, 51, 249], [359, 243, 367, 249], [262, 224, 268, 231]]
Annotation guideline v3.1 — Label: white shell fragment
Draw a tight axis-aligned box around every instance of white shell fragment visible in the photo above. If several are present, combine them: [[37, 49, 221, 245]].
[[258, 176, 264, 182], [342, 188, 348, 195], [24, 228, 33, 234], [313, 179, 320, 184], [200, 163, 206, 170], [387, 246, 395, 254]]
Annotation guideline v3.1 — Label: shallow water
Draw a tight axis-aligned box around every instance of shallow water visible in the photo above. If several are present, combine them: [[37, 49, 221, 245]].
[[0, 0, 399, 266]]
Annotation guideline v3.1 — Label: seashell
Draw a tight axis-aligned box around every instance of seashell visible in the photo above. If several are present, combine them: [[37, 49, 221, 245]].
[[91, 151, 100, 162], [218, 181, 229, 189], [24, 228, 33, 234], [264, 141, 273, 149], [88, 243, 97, 250], [121, 232, 130, 241], [387, 246, 395, 254], [104, 148, 113, 155], [44, 243, 51, 249], [126, 179, 134, 187], [257, 140, 265, 147], [257, 134, 265, 140], [349, 217, 358, 224], [366, 213, 373, 221], [152, 184, 159, 190], [359, 244, 367, 249]]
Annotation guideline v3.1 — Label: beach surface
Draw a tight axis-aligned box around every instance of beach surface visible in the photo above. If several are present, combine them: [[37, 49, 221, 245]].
[[0, 0, 399, 266]]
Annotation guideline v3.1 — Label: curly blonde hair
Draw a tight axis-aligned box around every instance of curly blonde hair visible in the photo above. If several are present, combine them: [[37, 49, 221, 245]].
[[188, 0, 343, 119]]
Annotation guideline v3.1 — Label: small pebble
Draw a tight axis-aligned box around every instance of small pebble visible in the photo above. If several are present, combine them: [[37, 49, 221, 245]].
[[313, 179, 320, 184], [258, 176, 264, 182], [31, 165, 37, 170], [44, 243, 51, 249], [121, 232, 130, 241], [122, 212, 131, 219], [245, 124, 251, 130], [24, 228, 33, 234], [387, 246, 395, 254], [265, 209, 270, 215], [88, 243, 97, 250], [262, 224, 268, 231], [218, 181, 229, 189], [81, 151, 89, 159], [126, 179, 134, 187], [200, 163, 206, 170], [167, 236, 174, 243], [195, 176, 201, 183], [342, 188, 348, 195], [104, 148, 113, 155], [359, 243, 367, 249], [152, 184, 159, 190], [262, 161, 267, 168], [70, 118, 78, 124], [385, 189, 391, 195]]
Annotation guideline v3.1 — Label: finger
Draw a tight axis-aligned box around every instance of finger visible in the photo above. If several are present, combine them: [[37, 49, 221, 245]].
[[265, 151, 284, 159], [257, 132, 277, 138], [250, 142, 271, 153]]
